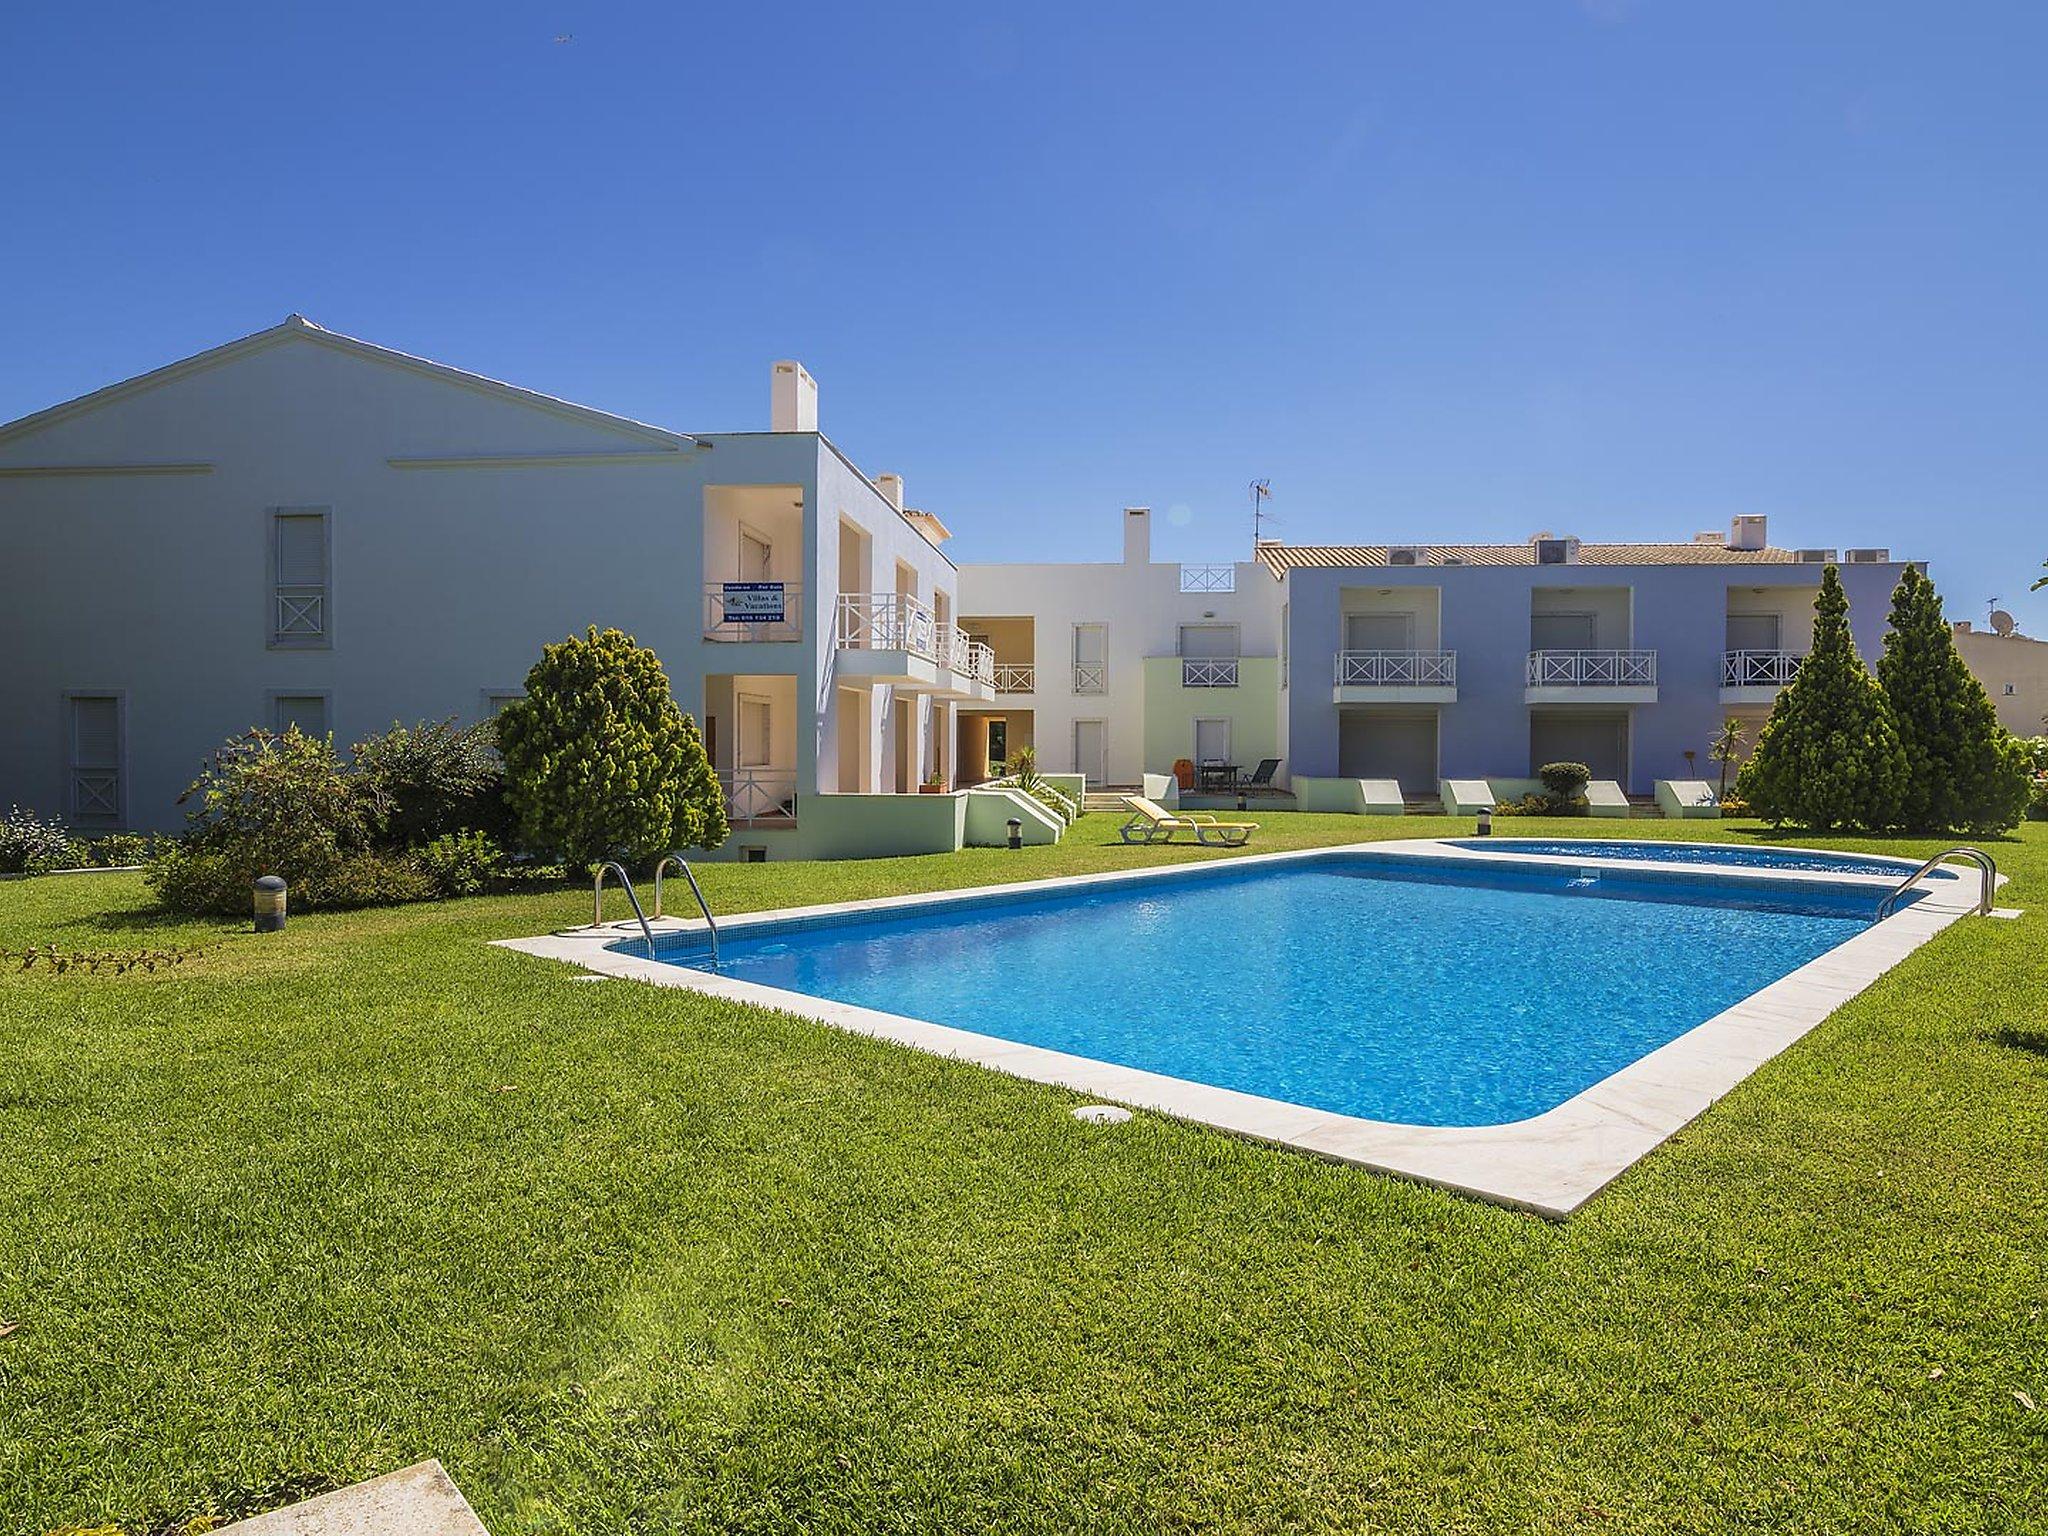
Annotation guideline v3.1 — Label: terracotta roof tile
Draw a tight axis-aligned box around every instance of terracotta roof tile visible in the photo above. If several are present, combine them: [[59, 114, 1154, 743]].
[[1254, 542, 1811, 576]]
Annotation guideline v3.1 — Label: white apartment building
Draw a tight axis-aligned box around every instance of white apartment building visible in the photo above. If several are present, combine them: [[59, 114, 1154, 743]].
[[956, 509, 1282, 788]]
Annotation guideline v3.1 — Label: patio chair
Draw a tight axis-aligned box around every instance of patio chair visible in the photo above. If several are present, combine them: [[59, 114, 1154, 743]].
[[1118, 795, 1258, 848], [1243, 757, 1281, 789]]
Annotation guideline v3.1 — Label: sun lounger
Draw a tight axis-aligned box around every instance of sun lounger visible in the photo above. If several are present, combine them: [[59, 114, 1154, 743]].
[[1118, 795, 1258, 848]]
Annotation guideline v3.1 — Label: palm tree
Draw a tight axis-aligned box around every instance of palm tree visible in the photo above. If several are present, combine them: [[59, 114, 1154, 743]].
[[1708, 716, 1748, 801]]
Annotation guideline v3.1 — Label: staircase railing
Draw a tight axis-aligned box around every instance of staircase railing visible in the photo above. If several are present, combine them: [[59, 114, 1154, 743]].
[[653, 852, 719, 968]]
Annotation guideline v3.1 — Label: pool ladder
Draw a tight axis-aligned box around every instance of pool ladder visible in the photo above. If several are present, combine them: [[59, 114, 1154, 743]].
[[591, 856, 720, 967], [1875, 846, 1997, 920]]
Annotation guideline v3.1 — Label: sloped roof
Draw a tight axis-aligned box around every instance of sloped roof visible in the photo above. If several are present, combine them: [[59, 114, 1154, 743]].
[[0, 314, 696, 449], [1255, 541, 1807, 576]]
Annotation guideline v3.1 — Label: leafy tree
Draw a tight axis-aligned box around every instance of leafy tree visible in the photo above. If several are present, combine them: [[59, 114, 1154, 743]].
[[1736, 566, 1907, 831], [496, 627, 727, 869], [1707, 716, 1748, 802], [1876, 565, 2033, 833]]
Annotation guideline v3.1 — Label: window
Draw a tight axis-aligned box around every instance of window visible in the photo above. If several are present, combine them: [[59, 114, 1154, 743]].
[[66, 694, 123, 825], [1530, 611, 1596, 651], [270, 508, 331, 647], [1725, 613, 1780, 652], [1177, 624, 1239, 658], [1346, 612, 1414, 651], [1072, 623, 1107, 694], [271, 693, 330, 738], [483, 691, 524, 716], [2005, 683, 2017, 696]]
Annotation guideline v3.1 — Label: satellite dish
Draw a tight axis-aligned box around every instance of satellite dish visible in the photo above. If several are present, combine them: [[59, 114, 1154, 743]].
[[1990, 609, 2017, 636]]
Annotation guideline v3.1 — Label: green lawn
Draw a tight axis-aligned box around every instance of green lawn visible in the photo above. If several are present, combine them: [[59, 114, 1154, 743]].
[[3, 813, 2044, 1534]]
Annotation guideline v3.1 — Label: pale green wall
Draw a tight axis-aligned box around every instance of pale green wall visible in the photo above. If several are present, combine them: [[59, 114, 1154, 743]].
[[1141, 656, 1281, 776], [964, 787, 1064, 846]]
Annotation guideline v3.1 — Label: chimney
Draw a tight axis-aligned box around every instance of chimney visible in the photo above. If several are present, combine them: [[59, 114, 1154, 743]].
[[770, 360, 817, 432], [1728, 514, 1768, 552], [875, 473, 905, 511], [1123, 506, 1151, 565]]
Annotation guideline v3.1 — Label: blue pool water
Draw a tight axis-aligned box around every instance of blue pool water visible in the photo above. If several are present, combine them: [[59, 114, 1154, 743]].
[[638, 856, 1879, 1127], [1452, 839, 1954, 879]]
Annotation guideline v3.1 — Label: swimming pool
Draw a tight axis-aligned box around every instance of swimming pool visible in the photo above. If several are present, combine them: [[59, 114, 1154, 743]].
[[1452, 839, 1955, 880], [628, 853, 1881, 1127]]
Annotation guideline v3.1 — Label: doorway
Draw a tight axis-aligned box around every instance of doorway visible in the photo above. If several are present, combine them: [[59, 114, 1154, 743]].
[[1073, 718, 1107, 786]]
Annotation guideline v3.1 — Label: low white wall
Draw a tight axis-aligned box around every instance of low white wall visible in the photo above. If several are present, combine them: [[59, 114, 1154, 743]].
[[964, 787, 1063, 846], [791, 792, 968, 859]]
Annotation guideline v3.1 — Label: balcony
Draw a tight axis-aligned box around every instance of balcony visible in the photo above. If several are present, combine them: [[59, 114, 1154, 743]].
[[1722, 649, 1804, 703], [937, 628, 996, 702], [836, 592, 942, 690], [1072, 662, 1107, 695], [1525, 649, 1658, 704], [1333, 650, 1457, 705], [1182, 657, 1240, 688], [722, 767, 798, 827], [1178, 564, 1236, 593], [704, 581, 803, 642], [992, 663, 1035, 694]]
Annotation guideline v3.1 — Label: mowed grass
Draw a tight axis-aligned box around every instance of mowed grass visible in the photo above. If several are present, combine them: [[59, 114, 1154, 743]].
[[1, 813, 2045, 1534]]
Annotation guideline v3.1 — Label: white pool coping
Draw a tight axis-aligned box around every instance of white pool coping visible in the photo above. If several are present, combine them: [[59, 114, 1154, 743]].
[[496, 839, 2002, 1219]]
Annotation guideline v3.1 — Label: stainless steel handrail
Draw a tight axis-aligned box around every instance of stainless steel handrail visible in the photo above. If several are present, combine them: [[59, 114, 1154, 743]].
[[1875, 846, 1996, 920], [654, 851, 719, 969], [593, 861, 657, 958]]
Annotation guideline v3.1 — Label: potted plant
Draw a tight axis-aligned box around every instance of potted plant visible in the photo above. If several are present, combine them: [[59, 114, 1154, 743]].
[[919, 768, 948, 795]]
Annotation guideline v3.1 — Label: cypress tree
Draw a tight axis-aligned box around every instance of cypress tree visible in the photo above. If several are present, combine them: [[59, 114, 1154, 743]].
[[1876, 565, 2033, 833], [1736, 566, 1906, 831]]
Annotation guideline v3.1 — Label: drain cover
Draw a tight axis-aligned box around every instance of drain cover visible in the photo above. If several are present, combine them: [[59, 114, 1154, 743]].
[[1072, 1104, 1132, 1125]]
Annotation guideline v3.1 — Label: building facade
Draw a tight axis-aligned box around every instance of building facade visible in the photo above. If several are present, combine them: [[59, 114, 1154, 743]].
[[0, 318, 1011, 860], [0, 318, 1928, 856], [1952, 622, 2048, 739]]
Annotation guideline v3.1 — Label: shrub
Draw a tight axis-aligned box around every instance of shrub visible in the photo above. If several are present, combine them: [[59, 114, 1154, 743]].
[[148, 728, 367, 914], [82, 831, 160, 867], [1737, 566, 1907, 832], [414, 830, 508, 898], [2028, 779, 2048, 822], [1536, 761, 1591, 814], [319, 851, 440, 908], [1009, 744, 1042, 791], [1719, 794, 1752, 818], [1027, 783, 1078, 825], [1, 806, 74, 875], [1876, 565, 2034, 833], [497, 627, 727, 869], [350, 718, 508, 846], [1490, 794, 1552, 818]]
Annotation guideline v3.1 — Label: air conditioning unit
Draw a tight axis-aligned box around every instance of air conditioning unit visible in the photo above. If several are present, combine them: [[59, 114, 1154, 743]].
[[1388, 546, 1421, 566], [1535, 537, 1578, 566], [1844, 547, 1891, 563], [1794, 548, 1837, 564]]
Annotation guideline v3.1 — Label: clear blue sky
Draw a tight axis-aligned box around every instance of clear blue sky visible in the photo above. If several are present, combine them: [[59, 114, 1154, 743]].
[[5, 2, 2043, 625]]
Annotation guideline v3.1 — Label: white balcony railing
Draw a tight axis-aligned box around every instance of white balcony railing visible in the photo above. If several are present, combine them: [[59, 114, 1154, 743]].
[[704, 581, 803, 642], [1072, 662, 1107, 695], [1526, 650, 1657, 687], [992, 663, 1035, 693], [1336, 650, 1457, 687], [836, 592, 938, 661], [1179, 563, 1236, 593], [723, 767, 798, 825], [954, 634, 995, 687], [1181, 657, 1240, 688], [1722, 649, 1805, 688]]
